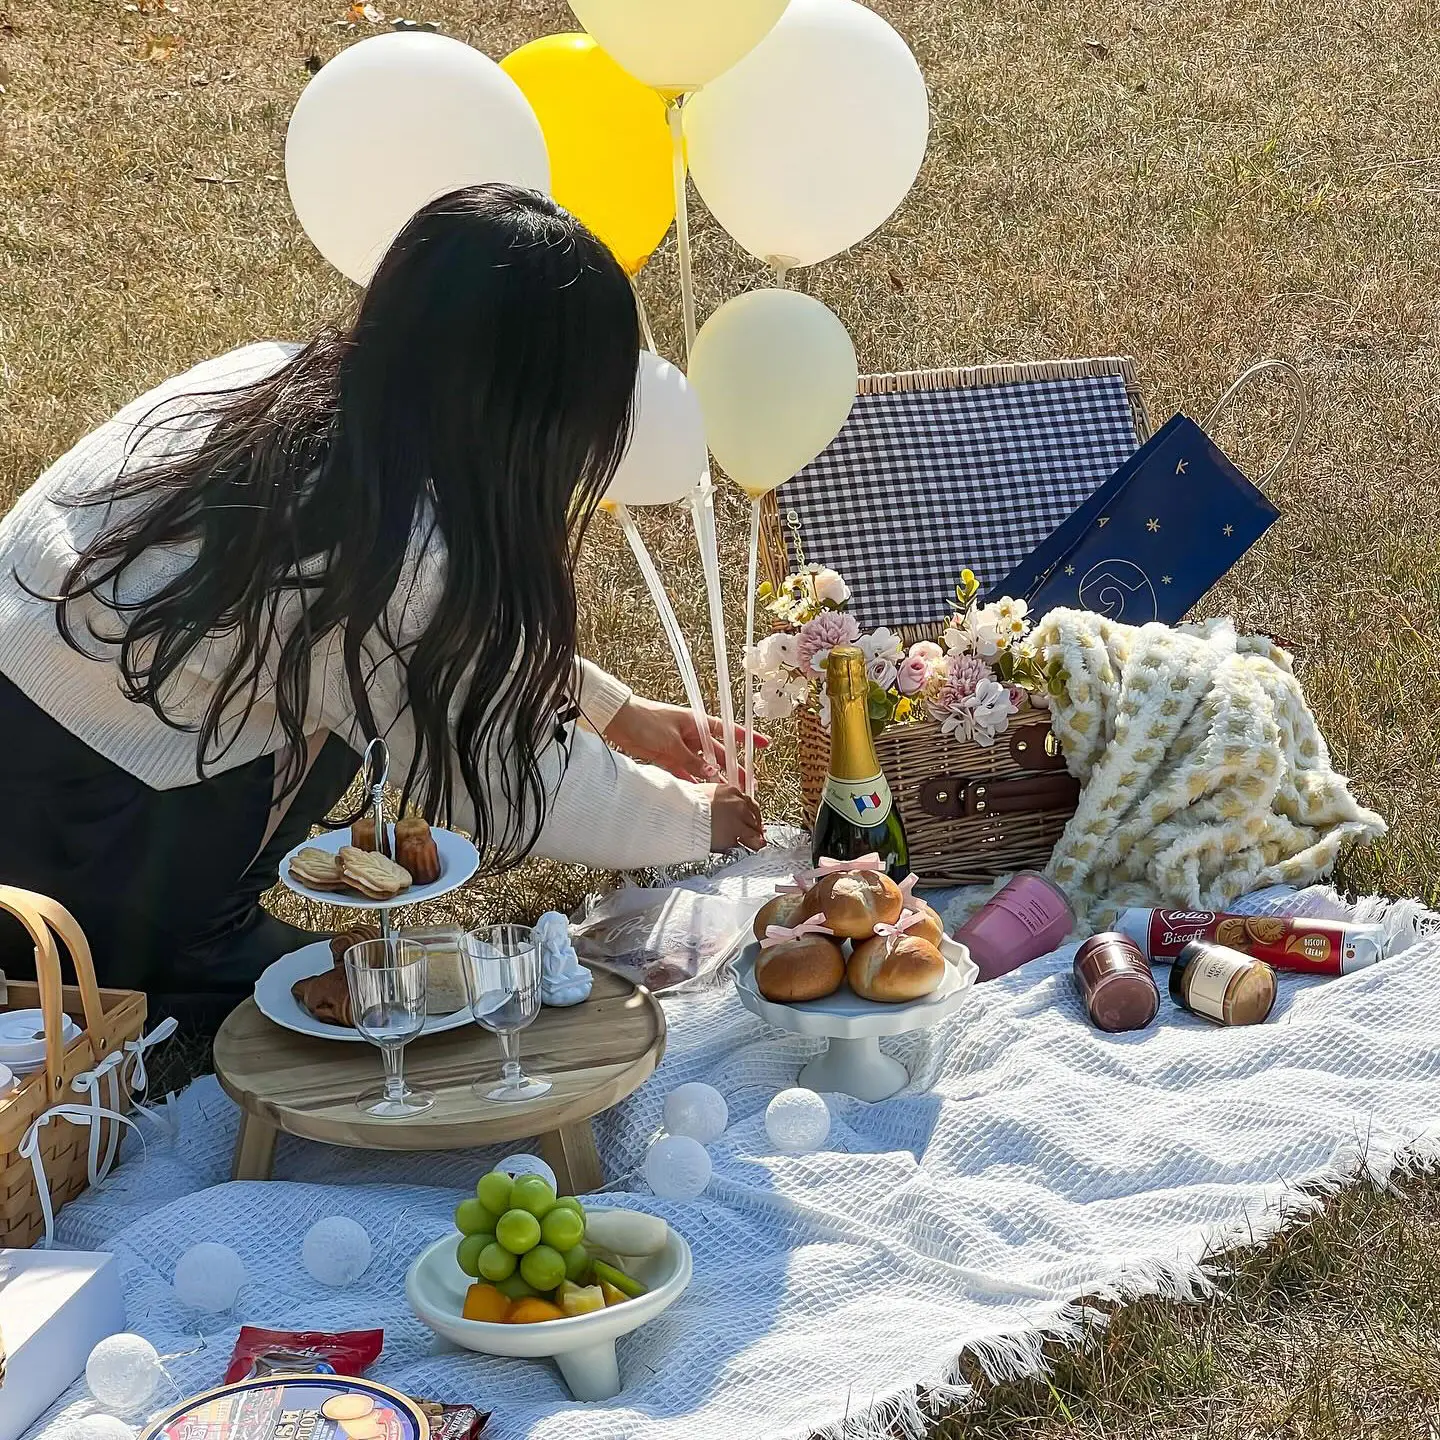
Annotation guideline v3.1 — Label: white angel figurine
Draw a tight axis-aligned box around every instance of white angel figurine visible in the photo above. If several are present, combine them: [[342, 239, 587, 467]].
[[534, 911, 592, 1007]]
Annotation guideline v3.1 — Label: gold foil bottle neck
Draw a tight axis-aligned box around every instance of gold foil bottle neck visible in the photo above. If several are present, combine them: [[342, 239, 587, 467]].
[[824, 646, 868, 701]]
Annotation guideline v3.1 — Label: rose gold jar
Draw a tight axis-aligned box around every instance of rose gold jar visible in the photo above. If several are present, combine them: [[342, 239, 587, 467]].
[[1072, 932, 1160, 1033]]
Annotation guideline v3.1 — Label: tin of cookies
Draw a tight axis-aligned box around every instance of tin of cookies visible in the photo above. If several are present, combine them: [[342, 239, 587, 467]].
[[290, 846, 346, 891], [1215, 917, 1248, 947], [340, 1418, 382, 1439], [339, 845, 412, 900]]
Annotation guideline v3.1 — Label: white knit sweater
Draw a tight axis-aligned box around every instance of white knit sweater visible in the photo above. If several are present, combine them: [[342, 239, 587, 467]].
[[0, 344, 712, 870]]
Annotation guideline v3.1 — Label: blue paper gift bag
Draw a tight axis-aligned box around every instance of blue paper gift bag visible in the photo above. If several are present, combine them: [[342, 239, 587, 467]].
[[988, 412, 1281, 625]]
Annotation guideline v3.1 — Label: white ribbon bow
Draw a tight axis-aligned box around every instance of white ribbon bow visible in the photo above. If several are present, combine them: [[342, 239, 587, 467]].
[[19, 1103, 138, 1249]]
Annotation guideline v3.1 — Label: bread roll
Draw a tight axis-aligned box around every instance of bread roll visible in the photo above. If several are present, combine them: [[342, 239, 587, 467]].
[[754, 935, 846, 1003], [753, 891, 811, 941], [847, 934, 947, 1003], [904, 901, 946, 948], [811, 871, 903, 939]]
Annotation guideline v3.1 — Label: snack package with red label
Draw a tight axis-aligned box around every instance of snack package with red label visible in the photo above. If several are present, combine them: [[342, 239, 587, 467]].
[[223, 1327, 385, 1383], [1116, 909, 1386, 976]]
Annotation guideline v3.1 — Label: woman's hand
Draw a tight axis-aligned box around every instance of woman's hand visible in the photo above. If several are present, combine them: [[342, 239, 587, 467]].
[[703, 784, 765, 852], [605, 694, 770, 789]]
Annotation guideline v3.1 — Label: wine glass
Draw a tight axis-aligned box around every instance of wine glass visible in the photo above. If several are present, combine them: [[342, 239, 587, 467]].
[[344, 937, 435, 1117], [461, 925, 551, 1101]]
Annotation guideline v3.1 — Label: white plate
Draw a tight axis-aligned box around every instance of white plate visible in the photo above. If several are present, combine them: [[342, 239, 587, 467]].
[[254, 941, 477, 1043], [278, 825, 479, 908], [733, 937, 978, 1040], [406, 1212, 692, 1402]]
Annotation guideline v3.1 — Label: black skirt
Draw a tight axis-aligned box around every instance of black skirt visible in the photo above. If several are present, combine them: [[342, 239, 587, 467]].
[[0, 670, 359, 1023]]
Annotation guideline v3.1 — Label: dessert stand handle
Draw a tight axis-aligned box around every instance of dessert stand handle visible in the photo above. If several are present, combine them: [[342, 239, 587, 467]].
[[362, 737, 396, 941]]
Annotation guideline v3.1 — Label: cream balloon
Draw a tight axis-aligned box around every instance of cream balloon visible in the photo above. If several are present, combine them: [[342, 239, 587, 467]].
[[684, 0, 928, 270], [567, 0, 789, 94], [286, 32, 550, 285], [688, 289, 857, 497], [605, 351, 709, 507]]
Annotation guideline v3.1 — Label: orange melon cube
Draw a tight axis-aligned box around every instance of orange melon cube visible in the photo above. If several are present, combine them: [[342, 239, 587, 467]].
[[505, 1297, 566, 1324], [462, 1282, 512, 1324]]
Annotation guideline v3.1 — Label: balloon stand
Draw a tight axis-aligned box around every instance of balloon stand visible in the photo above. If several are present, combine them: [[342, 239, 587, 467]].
[[743, 499, 761, 797], [613, 503, 719, 776], [691, 485, 740, 789]]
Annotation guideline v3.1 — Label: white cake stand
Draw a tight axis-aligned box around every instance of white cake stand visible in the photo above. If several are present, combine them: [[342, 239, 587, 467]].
[[733, 939, 978, 1101]]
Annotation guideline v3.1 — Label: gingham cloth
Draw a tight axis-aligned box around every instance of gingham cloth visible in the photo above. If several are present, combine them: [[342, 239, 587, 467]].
[[777, 373, 1142, 630], [26, 885, 1440, 1440]]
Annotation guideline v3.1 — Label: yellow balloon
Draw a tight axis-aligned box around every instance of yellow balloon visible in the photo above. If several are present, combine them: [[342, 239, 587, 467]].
[[502, 34, 674, 275], [567, 0, 790, 95]]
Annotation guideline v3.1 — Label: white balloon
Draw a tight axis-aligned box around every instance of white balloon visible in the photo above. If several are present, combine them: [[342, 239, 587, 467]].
[[684, 0, 929, 270], [286, 32, 550, 285], [604, 351, 709, 507], [688, 288, 857, 496], [765, 1088, 831, 1154]]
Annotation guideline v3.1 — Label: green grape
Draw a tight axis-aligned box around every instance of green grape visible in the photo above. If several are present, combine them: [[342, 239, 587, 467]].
[[561, 1243, 591, 1284], [477, 1242, 517, 1282], [510, 1176, 557, 1219], [456, 1233, 489, 1277], [519, 1244, 566, 1292], [552, 1196, 585, 1218], [495, 1207, 542, 1255], [475, 1171, 514, 1215], [495, 1273, 538, 1301], [540, 1206, 584, 1252], [454, 1197, 497, 1235]]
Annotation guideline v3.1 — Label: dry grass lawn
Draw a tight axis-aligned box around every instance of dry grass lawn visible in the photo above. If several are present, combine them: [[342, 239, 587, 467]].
[[4, 0, 1440, 1435]]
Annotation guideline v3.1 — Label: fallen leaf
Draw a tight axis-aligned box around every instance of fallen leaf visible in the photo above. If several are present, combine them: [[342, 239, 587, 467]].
[[888, 270, 905, 293], [1082, 37, 1110, 57], [140, 32, 182, 60], [193, 173, 240, 184], [303, 53, 323, 73], [345, 1, 384, 22], [391, 16, 440, 29]]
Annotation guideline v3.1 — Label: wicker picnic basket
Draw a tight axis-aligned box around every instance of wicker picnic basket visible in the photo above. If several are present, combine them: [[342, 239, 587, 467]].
[[0, 886, 146, 1247], [761, 357, 1154, 886]]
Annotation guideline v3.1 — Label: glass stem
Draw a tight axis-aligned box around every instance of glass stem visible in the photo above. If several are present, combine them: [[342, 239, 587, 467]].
[[381, 1043, 407, 1102], [498, 1031, 523, 1088]]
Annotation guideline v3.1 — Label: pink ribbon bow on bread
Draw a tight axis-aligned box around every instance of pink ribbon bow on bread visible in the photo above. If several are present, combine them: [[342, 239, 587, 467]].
[[872, 909, 925, 943], [759, 913, 836, 949]]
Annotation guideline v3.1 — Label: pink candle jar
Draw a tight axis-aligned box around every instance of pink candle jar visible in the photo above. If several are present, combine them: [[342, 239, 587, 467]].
[[954, 870, 1075, 981]]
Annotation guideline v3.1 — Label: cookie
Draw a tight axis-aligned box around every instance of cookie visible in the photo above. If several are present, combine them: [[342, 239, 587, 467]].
[[1215, 917, 1248, 947], [321, 1398, 375, 1422], [329, 922, 382, 966], [290, 846, 346, 891], [338, 845, 412, 900], [1245, 916, 1286, 945]]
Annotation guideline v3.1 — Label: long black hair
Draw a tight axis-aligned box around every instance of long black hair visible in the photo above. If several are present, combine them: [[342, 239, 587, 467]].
[[48, 184, 640, 868]]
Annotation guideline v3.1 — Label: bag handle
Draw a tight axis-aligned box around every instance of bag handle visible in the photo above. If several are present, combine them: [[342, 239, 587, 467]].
[[1200, 359, 1310, 490], [0, 886, 109, 1102]]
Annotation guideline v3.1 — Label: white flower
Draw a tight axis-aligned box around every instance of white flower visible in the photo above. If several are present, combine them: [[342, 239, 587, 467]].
[[908, 640, 943, 663], [745, 631, 802, 680], [784, 674, 811, 707], [867, 657, 898, 691], [859, 627, 904, 665], [966, 676, 1018, 746], [964, 604, 1006, 659], [753, 675, 799, 720], [816, 690, 832, 729], [994, 596, 1029, 626], [813, 567, 850, 605], [943, 625, 972, 657]]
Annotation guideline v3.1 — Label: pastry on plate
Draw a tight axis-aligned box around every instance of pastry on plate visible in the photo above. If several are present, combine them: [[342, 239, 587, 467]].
[[338, 845, 412, 900], [394, 815, 442, 885], [754, 934, 846, 1003], [290, 846, 346, 892], [902, 900, 947, 948], [292, 965, 355, 1027], [350, 815, 379, 852], [810, 871, 904, 939], [847, 933, 946, 1003], [752, 891, 810, 941]]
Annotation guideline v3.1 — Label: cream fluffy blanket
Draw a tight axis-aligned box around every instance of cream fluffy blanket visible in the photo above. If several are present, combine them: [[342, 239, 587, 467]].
[[1032, 610, 1386, 925]]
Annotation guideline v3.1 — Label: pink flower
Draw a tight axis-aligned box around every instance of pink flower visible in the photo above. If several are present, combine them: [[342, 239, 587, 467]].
[[896, 654, 930, 695], [797, 610, 861, 674], [928, 653, 988, 719], [908, 640, 943, 664]]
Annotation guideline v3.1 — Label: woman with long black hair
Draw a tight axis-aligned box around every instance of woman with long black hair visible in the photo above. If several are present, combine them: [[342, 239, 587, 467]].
[[0, 184, 763, 1022]]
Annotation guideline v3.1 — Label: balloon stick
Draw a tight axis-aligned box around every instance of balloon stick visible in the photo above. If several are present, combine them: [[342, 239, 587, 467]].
[[666, 100, 698, 361], [612, 504, 719, 776], [691, 485, 740, 788], [744, 498, 761, 798]]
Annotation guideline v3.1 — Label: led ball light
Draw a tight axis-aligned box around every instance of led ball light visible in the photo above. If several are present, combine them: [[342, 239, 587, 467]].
[[302, 1216, 373, 1287], [765, 1088, 831, 1155], [70, 1416, 137, 1440], [642, 1134, 712, 1199], [173, 1242, 246, 1312], [494, 1152, 557, 1189], [663, 1082, 729, 1145], [86, 1332, 163, 1413]]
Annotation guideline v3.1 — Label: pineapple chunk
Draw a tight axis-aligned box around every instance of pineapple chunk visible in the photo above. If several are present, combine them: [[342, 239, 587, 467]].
[[599, 1279, 630, 1306], [556, 1280, 607, 1317]]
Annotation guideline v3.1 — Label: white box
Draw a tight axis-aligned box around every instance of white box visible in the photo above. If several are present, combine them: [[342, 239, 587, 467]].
[[0, 1248, 125, 1440]]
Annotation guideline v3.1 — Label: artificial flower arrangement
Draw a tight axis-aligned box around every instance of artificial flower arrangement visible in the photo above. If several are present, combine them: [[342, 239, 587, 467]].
[[748, 565, 1049, 747]]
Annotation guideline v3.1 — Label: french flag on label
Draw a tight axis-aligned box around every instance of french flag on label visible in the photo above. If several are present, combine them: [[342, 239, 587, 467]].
[[853, 792, 884, 817]]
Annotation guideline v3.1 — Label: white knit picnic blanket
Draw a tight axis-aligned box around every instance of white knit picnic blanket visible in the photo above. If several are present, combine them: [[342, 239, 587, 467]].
[[28, 885, 1440, 1440]]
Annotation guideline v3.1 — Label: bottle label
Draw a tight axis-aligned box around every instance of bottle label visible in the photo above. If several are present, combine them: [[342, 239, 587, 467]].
[[823, 770, 894, 827], [1184, 949, 1252, 1022]]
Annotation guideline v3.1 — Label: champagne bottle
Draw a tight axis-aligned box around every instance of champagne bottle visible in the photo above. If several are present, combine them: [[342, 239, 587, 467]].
[[811, 646, 909, 877]]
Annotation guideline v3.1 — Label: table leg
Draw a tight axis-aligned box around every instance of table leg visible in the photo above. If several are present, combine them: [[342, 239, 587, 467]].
[[231, 1111, 279, 1181], [539, 1121, 604, 1196]]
